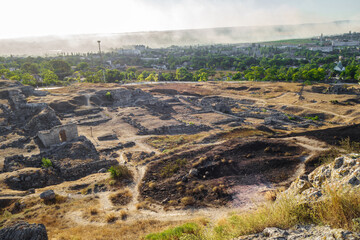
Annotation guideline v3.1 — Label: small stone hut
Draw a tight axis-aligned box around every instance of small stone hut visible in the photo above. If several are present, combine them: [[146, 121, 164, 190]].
[[37, 123, 78, 147]]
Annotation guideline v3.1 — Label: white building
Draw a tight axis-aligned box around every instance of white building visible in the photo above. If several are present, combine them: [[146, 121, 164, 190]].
[[308, 46, 333, 52], [332, 41, 359, 47]]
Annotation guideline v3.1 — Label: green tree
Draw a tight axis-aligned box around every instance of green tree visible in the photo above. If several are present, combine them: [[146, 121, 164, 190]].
[[145, 73, 158, 82], [137, 71, 151, 81], [77, 62, 89, 71], [21, 62, 39, 74], [49, 60, 72, 80], [193, 69, 209, 82], [41, 69, 59, 85], [175, 67, 193, 81]]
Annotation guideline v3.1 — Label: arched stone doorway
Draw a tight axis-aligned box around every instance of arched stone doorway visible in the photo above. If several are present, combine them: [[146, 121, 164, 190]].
[[59, 129, 67, 142]]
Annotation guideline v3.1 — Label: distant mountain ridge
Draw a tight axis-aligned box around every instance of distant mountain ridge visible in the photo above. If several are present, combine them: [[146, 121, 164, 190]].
[[1, 20, 360, 56]]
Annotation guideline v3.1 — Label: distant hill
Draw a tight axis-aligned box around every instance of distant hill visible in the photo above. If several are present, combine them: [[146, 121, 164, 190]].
[[1, 20, 360, 56]]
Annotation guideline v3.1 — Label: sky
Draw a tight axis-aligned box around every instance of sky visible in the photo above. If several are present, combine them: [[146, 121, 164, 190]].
[[1, 0, 360, 39]]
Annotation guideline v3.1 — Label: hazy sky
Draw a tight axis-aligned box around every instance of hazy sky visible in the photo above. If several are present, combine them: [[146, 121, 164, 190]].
[[2, 0, 360, 39]]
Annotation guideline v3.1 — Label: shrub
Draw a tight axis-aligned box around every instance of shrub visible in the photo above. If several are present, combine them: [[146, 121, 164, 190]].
[[109, 189, 132, 206], [105, 91, 112, 100], [136, 201, 151, 210], [120, 210, 128, 220], [339, 137, 360, 153], [106, 213, 117, 223], [285, 114, 295, 120], [305, 115, 319, 121], [181, 196, 195, 206], [89, 207, 98, 215], [148, 181, 156, 189], [41, 158, 53, 168], [108, 165, 133, 181]]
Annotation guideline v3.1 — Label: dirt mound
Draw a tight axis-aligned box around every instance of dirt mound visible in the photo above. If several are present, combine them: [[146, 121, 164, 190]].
[[226, 86, 249, 91], [49, 101, 77, 113], [140, 138, 305, 207], [289, 124, 360, 146], [149, 88, 179, 95], [4, 136, 117, 190]]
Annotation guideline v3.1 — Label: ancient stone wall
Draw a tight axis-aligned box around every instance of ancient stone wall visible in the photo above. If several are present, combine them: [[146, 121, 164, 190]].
[[37, 123, 78, 147]]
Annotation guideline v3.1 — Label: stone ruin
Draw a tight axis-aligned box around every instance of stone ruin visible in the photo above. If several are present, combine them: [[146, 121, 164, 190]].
[[37, 123, 78, 148]]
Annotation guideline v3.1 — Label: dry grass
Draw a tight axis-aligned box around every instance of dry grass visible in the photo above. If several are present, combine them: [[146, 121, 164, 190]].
[[148, 181, 156, 189], [220, 127, 271, 140], [143, 185, 360, 240], [109, 188, 133, 206], [1, 192, 186, 239], [146, 134, 204, 151], [212, 186, 360, 239], [263, 187, 286, 202], [136, 201, 152, 210]]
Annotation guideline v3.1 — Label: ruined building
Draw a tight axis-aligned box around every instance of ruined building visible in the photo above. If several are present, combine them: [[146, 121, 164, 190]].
[[37, 123, 78, 148]]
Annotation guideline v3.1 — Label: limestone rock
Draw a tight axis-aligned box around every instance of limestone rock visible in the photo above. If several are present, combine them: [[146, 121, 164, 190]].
[[39, 190, 55, 201], [189, 168, 198, 177], [0, 221, 48, 240]]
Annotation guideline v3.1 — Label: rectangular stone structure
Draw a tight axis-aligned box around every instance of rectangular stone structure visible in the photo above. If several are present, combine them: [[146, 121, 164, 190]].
[[37, 123, 78, 147]]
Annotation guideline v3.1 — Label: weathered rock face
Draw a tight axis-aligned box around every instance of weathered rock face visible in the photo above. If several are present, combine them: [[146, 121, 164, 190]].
[[4, 136, 99, 172], [93, 88, 155, 107], [0, 221, 48, 240], [285, 153, 360, 201], [234, 225, 360, 240], [25, 106, 61, 137], [326, 85, 360, 95]]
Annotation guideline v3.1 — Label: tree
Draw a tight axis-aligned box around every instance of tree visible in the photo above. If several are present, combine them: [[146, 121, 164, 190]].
[[193, 69, 209, 82], [232, 72, 243, 81], [21, 62, 39, 74], [344, 63, 358, 80], [106, 69, 123, 82], [49, 60, 72, 80], [21, 73, 36, 86], [137, 71, 151, 81], [77, 62, 89, 71], [145, 73, 158, 82], [41, 70, 59, 85], [175, 67, 193, 81]]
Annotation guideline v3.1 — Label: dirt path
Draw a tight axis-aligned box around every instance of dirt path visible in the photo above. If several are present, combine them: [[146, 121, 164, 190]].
[[276, 136, 329, 185], [128, 165, 147, 212], [281, 136, 329, 152]]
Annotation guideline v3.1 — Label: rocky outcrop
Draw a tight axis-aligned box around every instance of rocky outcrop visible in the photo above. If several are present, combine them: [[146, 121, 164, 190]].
[[234, 225, 360, 240], [25, 106, 61, 137], [285, 153, 360, 202], [0, 221, 48, 240], [97, 133, 118, 141]]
